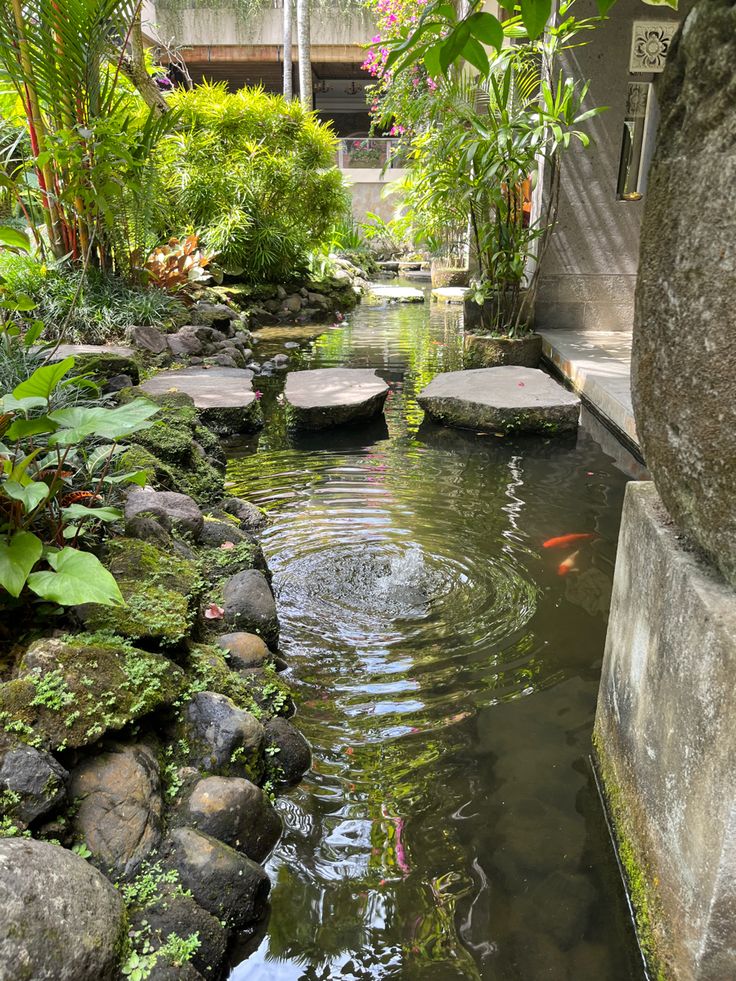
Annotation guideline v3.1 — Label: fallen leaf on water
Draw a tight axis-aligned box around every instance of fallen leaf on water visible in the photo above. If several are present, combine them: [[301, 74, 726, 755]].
[[204, 603, 225, 620], [345, 747, 354, 756]]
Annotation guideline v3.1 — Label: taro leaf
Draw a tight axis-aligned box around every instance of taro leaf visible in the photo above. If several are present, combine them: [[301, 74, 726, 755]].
[[0, 293, 36, 311], [61, 504, 123, 523], [0, 226, 31, 251], [27, 548, 125, 607], [13, 357, 75, 402], [47, 399, 159, 445], [103, 470, 147, 487], [5, 416, 58, 440], [0, 394, 49, 414], [0, 531, 43, 597], [3, 479, 50, 513]]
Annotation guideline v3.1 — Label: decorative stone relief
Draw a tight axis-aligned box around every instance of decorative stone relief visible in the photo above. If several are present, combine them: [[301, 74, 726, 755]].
[[626, 82, 650, 118], [629, 22, 676, 73]]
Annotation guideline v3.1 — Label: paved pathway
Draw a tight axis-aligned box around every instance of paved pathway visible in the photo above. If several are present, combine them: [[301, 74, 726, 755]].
[[539, 330, 638, 450]]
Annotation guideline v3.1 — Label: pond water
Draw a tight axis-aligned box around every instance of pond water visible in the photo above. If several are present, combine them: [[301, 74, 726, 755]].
[[225, 285, 646, 981]]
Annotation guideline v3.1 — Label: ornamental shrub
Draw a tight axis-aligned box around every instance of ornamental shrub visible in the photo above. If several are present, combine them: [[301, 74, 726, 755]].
[[156, 82, 349, 282]]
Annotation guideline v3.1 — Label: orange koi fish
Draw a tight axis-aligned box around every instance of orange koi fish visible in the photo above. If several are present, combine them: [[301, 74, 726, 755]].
[[543, 533, 594, 549], [557, 550, 580, 576]]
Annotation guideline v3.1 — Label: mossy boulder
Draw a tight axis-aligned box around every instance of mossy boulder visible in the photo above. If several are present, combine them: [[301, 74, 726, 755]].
[[0, 635, 185, 752], [79, 539, 201, 646], [74, 351, 140, 385]]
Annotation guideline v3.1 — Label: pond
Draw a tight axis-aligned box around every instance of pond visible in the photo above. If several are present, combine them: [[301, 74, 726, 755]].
[[225, 284, 646, 980]]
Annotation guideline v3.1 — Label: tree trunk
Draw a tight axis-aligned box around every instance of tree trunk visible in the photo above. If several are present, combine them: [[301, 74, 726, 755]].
[[119, 12, 170, 115], [283, 0, 293, 100], [296, 0, 312, 110]]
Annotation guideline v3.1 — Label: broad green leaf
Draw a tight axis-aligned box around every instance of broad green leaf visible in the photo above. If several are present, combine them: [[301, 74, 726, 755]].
[[440, 21, 472, 74], [103, 470, 147, 487], [48, 400, 159, 445], [594, 0, 617, 11], [13, 357, 75, 402], [0, 394, 48, 413], [27, 548, 125, 607], [462, 37, 490, 75], [61, 504, 123, 523], [5, 416, 58, 440], [467, 11, 504, 49], [641, 0, 677, 6], [0, 226, 30, 251], [9, 448, 42, 483], [520, 0, 552, 39], [0, 294, 36, 312], [3, 479, 50, 513], [0, 531, 42, 597], [423, 43, 443, 78], [23, 320, 45, 347]]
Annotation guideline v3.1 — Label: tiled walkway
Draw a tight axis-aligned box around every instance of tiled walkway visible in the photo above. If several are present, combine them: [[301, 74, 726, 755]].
[[539, 330, 639, 453]]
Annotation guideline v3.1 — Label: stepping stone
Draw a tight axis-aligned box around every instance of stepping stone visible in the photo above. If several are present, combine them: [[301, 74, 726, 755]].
[[49, 343, 135, 360], [284, 368, 389, 430], [431, 287, 471, 304], [367, 284, 425, 303], [417, 367, 580, 435], [140, 367, 262, 433], [404, 269, 432, 281]]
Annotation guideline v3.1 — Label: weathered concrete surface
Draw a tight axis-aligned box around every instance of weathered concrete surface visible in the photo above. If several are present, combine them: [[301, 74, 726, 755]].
[[366, 284, 424, 303], [431, 287, 470, 304], [141, 367, 262, 433], [632, 1, 736, 588], [49, 343, 135, 359], [463, 332, 542, 369], [595, 481, 736, 981], [417, 367, 579, 435], [284, 368, 389, 429], [540, 330, 639, 449]]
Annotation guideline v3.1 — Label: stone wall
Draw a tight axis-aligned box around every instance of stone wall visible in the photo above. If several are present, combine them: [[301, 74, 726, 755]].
[[344, 170, 408, 223], [535, 0, 686, 333], [594, 481, 736, 981]]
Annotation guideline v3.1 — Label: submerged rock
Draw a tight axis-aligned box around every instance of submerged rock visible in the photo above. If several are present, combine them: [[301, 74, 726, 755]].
[[178, 776, 282, 862], [264, 717, 311, 785], [181, 691, 265, 778], [222, 569, 279, 648], [0, 743, 68, 826], [0, 837, 126, 981], [69, 742, 163, 879], [161, 827, 270, 928]]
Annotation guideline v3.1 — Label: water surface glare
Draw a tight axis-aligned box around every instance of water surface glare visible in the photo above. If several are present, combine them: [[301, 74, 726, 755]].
[[226, 287, 644, 980]]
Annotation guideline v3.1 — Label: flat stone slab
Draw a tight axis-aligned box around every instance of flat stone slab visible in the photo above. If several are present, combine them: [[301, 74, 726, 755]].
[[140, 367, 261, 433], [49, 344, 135, 360], [431, 287, 471, 304], [417, 367, 580, 435], [367, 284, 425, 303], [284, 368, 389, 430]]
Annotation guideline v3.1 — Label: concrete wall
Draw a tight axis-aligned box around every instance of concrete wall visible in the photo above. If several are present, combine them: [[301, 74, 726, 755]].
[[594, 481, 736, 981], [343, 170, 407, 224], [143, 1, 373, 48], [535, 0, 686, 332]]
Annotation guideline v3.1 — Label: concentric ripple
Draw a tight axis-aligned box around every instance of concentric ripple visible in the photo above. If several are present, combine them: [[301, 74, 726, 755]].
[[226, 284, 643, 981]]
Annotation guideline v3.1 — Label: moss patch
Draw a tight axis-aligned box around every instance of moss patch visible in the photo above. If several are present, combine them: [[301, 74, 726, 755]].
[[0, 634, 185, 751], [81, 539, 201, 646], [592, 728, 667, 981]]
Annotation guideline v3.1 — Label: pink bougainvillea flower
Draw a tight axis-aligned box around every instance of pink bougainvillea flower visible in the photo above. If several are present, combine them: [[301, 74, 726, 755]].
[[254, 390, 263, 400], [220, 541, 236, 550], [204, 603, 225, 620]]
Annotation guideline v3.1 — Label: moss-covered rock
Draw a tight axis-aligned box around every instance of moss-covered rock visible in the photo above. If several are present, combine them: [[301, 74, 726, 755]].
[[0, 635, 185, 752], [80, 539, 201, 646], [74, 351, 140, 385]]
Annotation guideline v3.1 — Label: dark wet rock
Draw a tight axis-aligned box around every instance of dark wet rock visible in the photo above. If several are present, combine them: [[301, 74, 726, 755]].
[[264, 717, 311, 784], [161, 826, 270, 928], [632, 7, 736, 587], [147, 960, 204, 981], [181, 691, 264, 776], [69, 742, 163, 879], [0, 837, 126, 981], [0, 744, 68, 826], [178, 775, 281, 861], [212, 353, 239, 368], [0, 637, 184, 752], [129, 882, 228, 978], [284, 368, 389, 430], [221, 496, 268, 532], [131, 324, 168, 354], [418, 367, 580, 435], [199, 517, 249, 548], [222, 569, 279, 647], [217, 632, 271, 669], [125, 513, 171, 546], [126, 487, 204, 540], [168, 332, 203, 357], [103, 373, 135, 393], [79, 537, 200, 645]]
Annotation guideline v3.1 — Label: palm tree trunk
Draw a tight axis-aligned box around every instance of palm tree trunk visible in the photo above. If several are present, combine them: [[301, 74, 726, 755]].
[[296, 0, 312, 110], [283, 0, 293, 100]]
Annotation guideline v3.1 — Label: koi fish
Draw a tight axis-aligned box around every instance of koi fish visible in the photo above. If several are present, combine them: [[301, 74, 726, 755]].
[[543, 533, 593, 549], [557, 550, 580, 576]]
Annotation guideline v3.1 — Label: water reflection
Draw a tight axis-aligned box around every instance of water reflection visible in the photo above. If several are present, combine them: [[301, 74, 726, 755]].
[[227, 285, 643, 980]]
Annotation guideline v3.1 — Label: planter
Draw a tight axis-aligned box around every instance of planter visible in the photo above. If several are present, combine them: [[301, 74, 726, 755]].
[[463, 331, 543, 368], [463, 289, 533, 334], [430, 263, 470, 289]]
